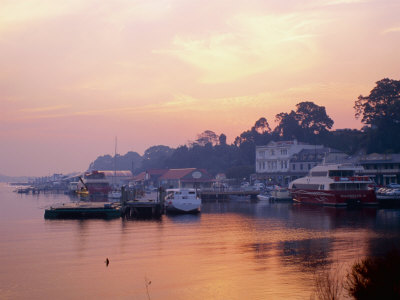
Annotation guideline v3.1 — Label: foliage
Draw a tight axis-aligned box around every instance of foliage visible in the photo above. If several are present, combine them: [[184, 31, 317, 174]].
[[345, 248, 400, 299], [354, 78, 400, 153], [88, 79, 400, 178], [194, 130, 220, 146], [88, 151, 142, 172], [273, 101, 333, 142], [225, 165, 254, 180], [311, 265, 344, 300], [141, 145, 174, 170], [354, 78, 400, 126]]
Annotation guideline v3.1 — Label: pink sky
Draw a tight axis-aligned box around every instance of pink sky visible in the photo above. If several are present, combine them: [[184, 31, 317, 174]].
[[1, 0, 400, 176]]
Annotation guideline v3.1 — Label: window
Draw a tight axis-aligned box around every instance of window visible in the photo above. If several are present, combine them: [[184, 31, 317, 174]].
[[293, 164, 296, 170], [281, 149, 288, 155], [271, 150, 275, 155], [262, 162, 265, 169], [300, 164, 303, 170], [308, 164, 311, 170]]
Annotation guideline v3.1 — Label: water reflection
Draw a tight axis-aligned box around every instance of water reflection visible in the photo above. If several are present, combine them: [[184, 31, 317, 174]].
[[2, 184, 400, 300], [280, 238, 332, 271], [165, 213, 201, 224]]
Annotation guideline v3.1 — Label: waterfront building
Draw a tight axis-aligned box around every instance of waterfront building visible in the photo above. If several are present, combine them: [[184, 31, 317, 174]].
[[159, 168, 213, 189], [131, 169, 168, 187], [357, 153, 400, 186], [255, 140, 324, 186]]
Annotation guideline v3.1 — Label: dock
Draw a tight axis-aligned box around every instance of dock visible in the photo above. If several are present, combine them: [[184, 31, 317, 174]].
[[44, 202, 121, 219], [120, 188, 164, 218], [199, 188, 259, 201]]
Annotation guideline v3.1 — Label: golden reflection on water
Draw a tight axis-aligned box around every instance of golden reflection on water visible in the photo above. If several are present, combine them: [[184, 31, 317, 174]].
[[1, 185, 400, 299]]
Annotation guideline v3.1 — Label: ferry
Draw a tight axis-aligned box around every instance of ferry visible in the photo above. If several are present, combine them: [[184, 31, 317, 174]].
[[81, 171, 111, 196], [289, 164, 377, 206], [165, 188, 202, 213]]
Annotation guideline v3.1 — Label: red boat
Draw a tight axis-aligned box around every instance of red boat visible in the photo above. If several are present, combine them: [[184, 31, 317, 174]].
[[83, 171, 111, 196], [289, 164, 377, 206]]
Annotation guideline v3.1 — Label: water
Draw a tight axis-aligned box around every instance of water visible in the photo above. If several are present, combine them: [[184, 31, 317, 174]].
[[1, 183, 400, 299]]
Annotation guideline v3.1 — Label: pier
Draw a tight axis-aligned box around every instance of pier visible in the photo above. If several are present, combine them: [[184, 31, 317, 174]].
[[198, 188, 260, 201], [120, 187, 165, 218]]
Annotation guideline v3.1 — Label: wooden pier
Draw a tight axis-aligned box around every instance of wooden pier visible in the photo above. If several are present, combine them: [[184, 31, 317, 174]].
[[199, 189, 259, 201], [120, 187, 165, 218]]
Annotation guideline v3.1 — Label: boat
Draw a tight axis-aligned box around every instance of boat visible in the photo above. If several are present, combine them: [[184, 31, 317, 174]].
[[164, 188, 201, 213], [108, 190, 122, 202], [270, 187, 292, 201], [44, 202, 121, 219], [257, 192, 271, 201], [376, 187, 400, 207], [289, 164, 377, 206], [80, 171, 111, 198]]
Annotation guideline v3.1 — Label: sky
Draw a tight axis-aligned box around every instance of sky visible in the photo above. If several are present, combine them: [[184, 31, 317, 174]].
[[1, 0, 399, 177]]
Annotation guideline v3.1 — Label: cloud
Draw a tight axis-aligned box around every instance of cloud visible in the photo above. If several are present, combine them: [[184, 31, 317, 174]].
[[158, 12, 322, 83], [383, 26, 400, 34], [318, 0, 368, 6], [20, 105, 71, 113]]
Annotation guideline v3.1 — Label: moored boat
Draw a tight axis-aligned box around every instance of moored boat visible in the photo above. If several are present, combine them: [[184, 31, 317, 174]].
[[164, 188, 201, 213], [81, 171, 111, 198], [257, 193, 271, 201], [289, 164, 377, 206]]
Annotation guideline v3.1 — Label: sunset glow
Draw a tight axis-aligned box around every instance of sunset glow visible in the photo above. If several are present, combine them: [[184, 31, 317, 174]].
[[1, 0, 399, 176]]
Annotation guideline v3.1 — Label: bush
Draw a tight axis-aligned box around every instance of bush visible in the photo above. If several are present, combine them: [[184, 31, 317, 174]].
[[345, 248, 400, 299]]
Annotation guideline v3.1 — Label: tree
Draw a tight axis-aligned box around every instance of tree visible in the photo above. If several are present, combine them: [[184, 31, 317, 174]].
[[274, 102, 333, 142], [345, 249, 400, 299], [252, 117, 271, 134], [354, 78, 400, 126], [274, 111, 303, 139], [141, 145, 173, 170], [295, 101, 333, 134], [219, 133, 227, 145], [354, 78, 400, 153], [195, 130, 220, 146]]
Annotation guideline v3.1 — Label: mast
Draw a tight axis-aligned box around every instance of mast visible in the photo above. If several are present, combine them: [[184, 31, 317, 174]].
[[114, 136, 117, 188]]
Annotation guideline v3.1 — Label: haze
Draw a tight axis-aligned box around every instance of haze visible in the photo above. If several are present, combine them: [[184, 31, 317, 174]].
[[1, 0, 399, 176]]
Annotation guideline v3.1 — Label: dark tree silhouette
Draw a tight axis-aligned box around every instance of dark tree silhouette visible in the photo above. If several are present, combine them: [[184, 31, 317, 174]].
[[295, 101, 333, 134], [354, 78, 400, 126], [354, 78, 400, 153]]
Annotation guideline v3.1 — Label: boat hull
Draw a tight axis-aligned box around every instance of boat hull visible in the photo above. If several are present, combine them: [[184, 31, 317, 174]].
[[290, 189, 377, 206], [165, 201, 201, 214]]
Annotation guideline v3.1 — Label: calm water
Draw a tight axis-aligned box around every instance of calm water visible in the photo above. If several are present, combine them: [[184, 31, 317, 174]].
[[1, 183, 400, 300]]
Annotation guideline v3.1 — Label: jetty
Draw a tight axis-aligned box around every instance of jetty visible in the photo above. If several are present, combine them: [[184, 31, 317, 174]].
[[198, 188, 259, 201], [44, 202, 121, 219], [120, 188, 164, 218]]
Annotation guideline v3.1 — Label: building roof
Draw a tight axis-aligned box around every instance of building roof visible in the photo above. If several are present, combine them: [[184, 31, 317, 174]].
[[159, 168, 197, 180], [99, 170, 133, 177], [358, 153, 400, 164]]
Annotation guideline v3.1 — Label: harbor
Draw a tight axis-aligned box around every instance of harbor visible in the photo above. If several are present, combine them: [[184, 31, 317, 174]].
[[2, 183, 400, 300]]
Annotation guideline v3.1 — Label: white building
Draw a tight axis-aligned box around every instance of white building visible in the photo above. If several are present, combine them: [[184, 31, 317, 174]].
[[255, 140, 323, 185]]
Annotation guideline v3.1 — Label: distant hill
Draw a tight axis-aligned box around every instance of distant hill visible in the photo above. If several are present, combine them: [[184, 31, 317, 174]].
[[0, 174, 32, 183], [88, 151, 143, 172]]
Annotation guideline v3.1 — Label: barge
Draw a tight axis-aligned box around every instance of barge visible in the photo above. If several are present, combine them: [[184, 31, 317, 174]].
[[44, 202, 121, 219]]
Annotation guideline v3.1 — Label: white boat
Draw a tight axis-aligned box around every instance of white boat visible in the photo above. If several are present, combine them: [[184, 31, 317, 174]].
[[270, 187, 292, 201], [257, 193, 271, 201], [108, 190, 122, 202], [289, 164, 377, 206], [164, 188, 201, 213]]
